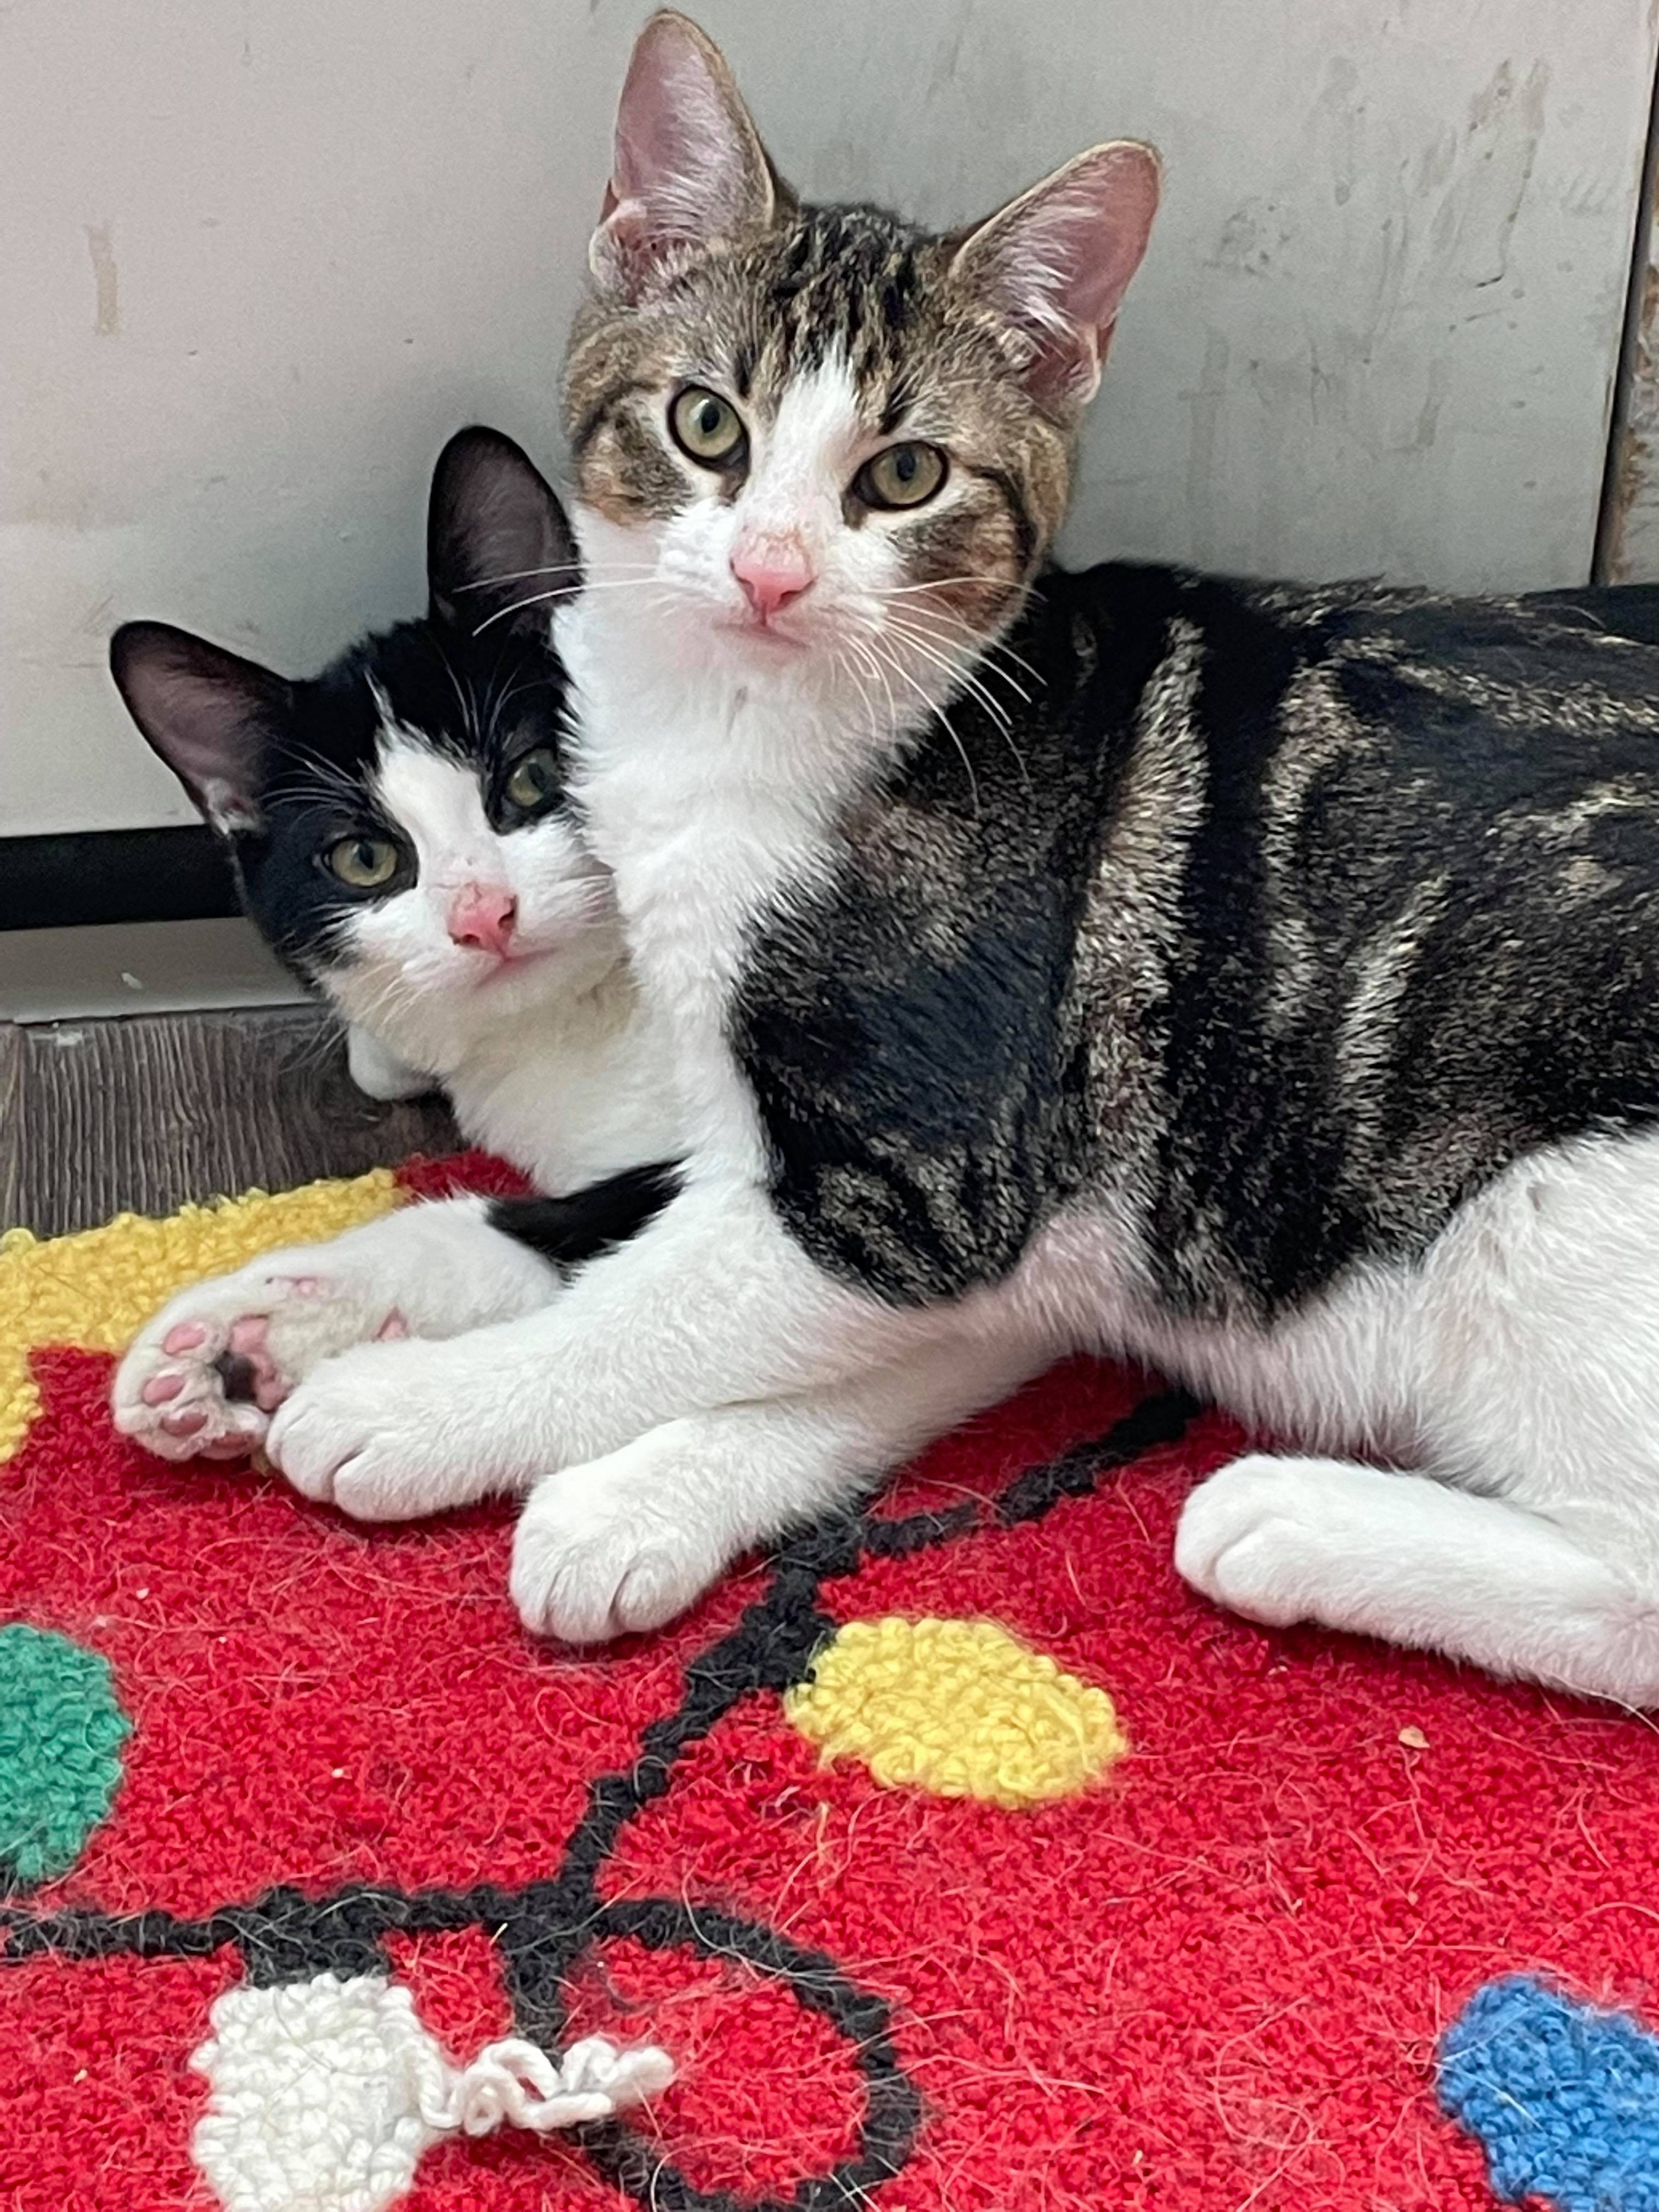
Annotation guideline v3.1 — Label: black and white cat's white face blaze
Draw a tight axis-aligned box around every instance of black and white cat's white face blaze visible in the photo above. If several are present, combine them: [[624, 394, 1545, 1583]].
[[110, 428, 617, 1073]]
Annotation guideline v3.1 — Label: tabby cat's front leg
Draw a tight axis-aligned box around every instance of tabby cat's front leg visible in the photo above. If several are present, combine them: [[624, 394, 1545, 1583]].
[[263, 1183, 946, 1522], [508, 1332, 1051, 1642]]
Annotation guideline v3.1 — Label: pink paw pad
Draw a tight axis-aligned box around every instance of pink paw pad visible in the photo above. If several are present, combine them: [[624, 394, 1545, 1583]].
[[375, 1310, 409, 1341], [162, 1323, 208, 1356], [161, 1407, 207, 1438], [218, 1314, 287, 1412], [142, 1370, 185, 1406]]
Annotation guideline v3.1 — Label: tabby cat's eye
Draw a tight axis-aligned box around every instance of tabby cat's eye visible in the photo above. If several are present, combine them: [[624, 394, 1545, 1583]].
[[669, 386, 746, 467], [503, 747, 561, 814], [855, 442, 949, 511], [325, 834, 402, 891]]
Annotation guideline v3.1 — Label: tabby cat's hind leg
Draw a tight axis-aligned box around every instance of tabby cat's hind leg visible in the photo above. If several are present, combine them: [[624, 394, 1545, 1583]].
[[1175, 1454, 1659, 1707]]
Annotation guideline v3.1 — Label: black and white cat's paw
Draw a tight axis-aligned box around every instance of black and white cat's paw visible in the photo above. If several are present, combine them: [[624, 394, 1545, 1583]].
[[1173, 1453, 1369, 1629], [346, 1024, 436, 1103], [265, 1334, 535, 1521], [114, 1199, 556, 1467], [112, 1244, 415, 1462], [510, 1427, 732, 1644]]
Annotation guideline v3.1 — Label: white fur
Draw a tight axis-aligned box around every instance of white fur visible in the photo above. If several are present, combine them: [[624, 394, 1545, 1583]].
[[268, 426, 1659, 1701], [136, 336, 1659, 1704], [114, 1197, 563, 1460]]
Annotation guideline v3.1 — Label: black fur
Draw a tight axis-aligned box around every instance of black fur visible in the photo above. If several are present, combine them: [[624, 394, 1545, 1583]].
[[735, 565, 1659, 1322], [487, 1165, 682, 1277]]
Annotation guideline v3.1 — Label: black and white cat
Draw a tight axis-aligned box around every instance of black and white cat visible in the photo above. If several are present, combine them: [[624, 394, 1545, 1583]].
[[123, 13, 1659, 1708], [109, 428, 680, 1458]]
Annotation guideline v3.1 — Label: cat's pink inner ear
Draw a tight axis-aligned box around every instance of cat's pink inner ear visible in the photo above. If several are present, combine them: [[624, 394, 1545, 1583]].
[[950, 141, 1162, 407], [591, 10, 777, 296]]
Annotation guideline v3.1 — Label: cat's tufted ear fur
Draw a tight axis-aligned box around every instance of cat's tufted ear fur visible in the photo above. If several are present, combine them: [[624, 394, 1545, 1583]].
[[590, 9, 792, 301], [110, 622, 290, 836], [949, 141, 1161, 409]]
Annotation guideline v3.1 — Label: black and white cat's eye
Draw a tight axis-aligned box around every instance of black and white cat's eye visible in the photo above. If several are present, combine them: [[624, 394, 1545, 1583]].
[[669, 386, 747, 468], [324, 834, 405, 892], [854, 442, 949, 511], [501, 746, 563, 817]]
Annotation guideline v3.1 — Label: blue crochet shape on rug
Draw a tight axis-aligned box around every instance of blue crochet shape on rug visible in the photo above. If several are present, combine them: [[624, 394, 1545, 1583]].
[[1439, 1975, 1659, 2209]]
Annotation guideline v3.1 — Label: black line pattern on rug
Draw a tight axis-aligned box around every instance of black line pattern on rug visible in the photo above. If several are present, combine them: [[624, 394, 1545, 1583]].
[[2, 1387, 1199, 2212]]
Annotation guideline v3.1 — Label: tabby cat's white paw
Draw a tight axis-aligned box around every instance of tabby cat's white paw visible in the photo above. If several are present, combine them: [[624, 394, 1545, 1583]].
[[1173, 1454, 1349, 1628], [510, 1431, 730, 1644], [113, 1249, 410, 1463]]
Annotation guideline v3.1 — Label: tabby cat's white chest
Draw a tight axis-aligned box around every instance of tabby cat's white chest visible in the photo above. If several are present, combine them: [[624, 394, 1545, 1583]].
[[559, 601, 864, 1169]]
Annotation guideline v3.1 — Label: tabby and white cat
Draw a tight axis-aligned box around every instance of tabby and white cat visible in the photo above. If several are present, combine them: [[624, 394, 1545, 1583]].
[[128, 12, 1659, 1708], [110, 428, 680, 1455]]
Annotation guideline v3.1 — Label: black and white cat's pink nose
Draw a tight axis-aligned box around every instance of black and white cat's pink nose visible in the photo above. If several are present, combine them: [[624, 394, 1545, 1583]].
[[447, 884, 517, 955], [730, 538, 814, 620]]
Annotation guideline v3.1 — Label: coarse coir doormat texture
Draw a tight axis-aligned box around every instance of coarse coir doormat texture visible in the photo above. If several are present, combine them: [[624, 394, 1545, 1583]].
[[3, 1153, 1658, 2212]]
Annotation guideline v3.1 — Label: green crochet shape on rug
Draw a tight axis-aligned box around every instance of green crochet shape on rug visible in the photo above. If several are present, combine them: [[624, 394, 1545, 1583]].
[[0, 1625, 132, 1888]]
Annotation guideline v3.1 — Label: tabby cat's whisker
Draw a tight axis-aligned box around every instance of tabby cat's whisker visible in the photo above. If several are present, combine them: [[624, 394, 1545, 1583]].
[[880, 618, 1035, 791], [881, 616, 1019, 735], [860, 633, 981, 816], [454, 561, 657, 593], [472, 575, 680, 635]]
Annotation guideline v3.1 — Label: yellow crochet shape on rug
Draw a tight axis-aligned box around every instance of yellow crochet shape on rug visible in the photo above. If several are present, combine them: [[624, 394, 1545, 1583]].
[[785, 1615, 1127, 1810], [0, 1171, 400, 1464]]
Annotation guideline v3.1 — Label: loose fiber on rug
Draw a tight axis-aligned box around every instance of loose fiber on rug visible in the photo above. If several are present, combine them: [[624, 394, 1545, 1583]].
[[4, 1154, 1659, 2212]]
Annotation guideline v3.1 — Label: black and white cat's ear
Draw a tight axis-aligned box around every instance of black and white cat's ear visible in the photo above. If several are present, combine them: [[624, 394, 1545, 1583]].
[[591, 9, 789, 300], [109, 622, 290, 836], [949, 141, 1161, 410], [427, 426, 579, 639]]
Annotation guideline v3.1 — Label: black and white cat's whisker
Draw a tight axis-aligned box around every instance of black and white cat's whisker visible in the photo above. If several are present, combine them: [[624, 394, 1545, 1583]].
[[431, 638, 484, 749]]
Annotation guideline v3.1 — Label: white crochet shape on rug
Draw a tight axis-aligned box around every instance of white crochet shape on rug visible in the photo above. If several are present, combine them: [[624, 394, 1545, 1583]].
[[190, 1970, 674, 2212]]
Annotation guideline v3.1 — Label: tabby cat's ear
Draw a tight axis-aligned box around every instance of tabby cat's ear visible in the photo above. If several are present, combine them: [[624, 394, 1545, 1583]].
[[427, 426, 579, 639], [109, 623, 289, 836], [591, 10, 788, 301], [949, 142, 1161, 409]]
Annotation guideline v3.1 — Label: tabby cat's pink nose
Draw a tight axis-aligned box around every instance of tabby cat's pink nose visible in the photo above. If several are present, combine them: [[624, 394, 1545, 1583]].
[[730, 545, 814, 620], [447, 884, 517, 956]]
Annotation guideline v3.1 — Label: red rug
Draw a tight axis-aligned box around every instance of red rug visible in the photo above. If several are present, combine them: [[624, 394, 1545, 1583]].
[[4, 1153, 1658, 2211]]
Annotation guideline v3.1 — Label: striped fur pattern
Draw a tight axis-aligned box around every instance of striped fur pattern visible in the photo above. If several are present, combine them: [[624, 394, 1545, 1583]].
[[736, 570, 1659, 1319]]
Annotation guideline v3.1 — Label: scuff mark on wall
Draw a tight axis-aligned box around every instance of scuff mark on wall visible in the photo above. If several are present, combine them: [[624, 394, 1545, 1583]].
[[84, 224, 119, 337], [1429, 58, 1551, 292]]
